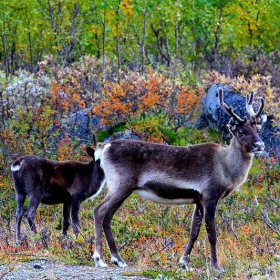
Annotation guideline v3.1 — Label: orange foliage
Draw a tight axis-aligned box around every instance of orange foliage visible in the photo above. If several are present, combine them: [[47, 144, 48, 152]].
[[57, 136, 76, 162], [50, 80, 85, 116], [242, 225, 253, 235], [176, 86, 204, 114], [93, 70, 204, 129]]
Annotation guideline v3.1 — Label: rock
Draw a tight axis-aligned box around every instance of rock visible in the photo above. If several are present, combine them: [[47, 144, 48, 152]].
[[260, 115, 280, 159], [196, 84, 248, 139], [62, 109, 100, 144], [33, 263, 43, 269], [104, 130, 141, 143]]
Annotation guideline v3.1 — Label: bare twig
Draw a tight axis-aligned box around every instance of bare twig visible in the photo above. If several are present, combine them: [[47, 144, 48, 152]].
[[261, 210, 280, 237]]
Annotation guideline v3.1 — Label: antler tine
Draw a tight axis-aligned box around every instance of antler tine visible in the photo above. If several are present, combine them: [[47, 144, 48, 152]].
[[218, 88, 245, 123], [218, 88, 229, 112], [246, 92, 266, 118], [246, 91, 256, 117], [247, 91, 254, 104], [254, 94, 266, 119]]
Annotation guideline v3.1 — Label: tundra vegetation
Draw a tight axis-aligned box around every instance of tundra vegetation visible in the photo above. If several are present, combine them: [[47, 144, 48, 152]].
[[0, 0, 280, 278]]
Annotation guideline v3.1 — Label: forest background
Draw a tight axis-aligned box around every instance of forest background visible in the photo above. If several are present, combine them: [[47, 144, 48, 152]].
[[0, 0, 280, 279]]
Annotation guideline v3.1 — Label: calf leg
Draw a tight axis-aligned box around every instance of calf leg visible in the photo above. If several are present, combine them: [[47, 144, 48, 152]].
[[62, 202, 71, 235], [71, 200, 81, 237], [15, 192, 26, 244], [26, 194, 41, 233], [180, 202, 204, 270]]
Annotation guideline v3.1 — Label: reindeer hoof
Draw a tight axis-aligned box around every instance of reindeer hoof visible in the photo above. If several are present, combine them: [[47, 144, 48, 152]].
[[93, 252, 108, 268], [179, 257, 190, 271], [211, 262, 224, 273], [111, 257, 127, 268]]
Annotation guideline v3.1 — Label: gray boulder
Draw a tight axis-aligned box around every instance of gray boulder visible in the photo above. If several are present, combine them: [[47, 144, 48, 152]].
[[104, 130, 141, 143], [61, 109, 100, 144], [197, 84, 248, 139], [260, 115, 280, 159]]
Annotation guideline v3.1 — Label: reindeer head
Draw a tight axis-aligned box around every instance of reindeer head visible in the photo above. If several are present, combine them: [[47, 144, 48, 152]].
[[218, 89, 267, 156]]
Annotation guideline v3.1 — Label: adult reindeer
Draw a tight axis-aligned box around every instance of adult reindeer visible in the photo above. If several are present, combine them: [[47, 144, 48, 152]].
[[93, 89, 266, 272], [11, 146, 105, 244]]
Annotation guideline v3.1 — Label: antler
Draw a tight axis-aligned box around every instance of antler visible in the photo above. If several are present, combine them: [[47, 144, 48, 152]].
[[218, 88, 246, 123], [246, 91, 266, 119]]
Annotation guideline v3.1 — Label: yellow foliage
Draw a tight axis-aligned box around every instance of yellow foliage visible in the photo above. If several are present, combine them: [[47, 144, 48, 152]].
[[120, 0, 133, 17]]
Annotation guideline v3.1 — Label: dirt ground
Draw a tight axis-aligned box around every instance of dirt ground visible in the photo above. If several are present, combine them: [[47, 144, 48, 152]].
[[0, 259, 149, 280]]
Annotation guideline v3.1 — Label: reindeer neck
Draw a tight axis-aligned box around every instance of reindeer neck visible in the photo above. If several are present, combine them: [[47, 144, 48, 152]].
[[226, 136, 254, 180]]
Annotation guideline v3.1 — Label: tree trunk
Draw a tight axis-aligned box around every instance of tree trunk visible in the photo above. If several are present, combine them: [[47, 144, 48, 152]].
[[2, 20, 10, 79]]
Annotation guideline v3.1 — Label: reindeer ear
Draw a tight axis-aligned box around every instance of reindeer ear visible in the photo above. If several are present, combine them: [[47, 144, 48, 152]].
[[92, 134, 97, 146], [86, 147, 95, 158], [259, 114, 267, 124]]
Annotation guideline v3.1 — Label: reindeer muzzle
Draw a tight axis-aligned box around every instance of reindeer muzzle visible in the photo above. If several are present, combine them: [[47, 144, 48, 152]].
[[252, 141, 265, 156]]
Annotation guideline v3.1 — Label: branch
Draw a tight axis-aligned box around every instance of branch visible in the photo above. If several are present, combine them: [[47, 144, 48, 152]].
[[261, 209, 280, 237]]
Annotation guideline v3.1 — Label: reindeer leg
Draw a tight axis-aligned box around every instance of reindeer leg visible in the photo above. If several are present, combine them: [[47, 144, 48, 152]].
[[103, 196, 130, 267], [62, 202, 71, 236], [15, 192, 26, 245], [204, 201, 224, 272], [179, 202, 204, 270], [94, 191, 132, 268], [93, 194, 112, 267], [71, 200, 81, 237]]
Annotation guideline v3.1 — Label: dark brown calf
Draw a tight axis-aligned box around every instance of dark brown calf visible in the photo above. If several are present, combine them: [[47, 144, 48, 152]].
[[11, 147, 105, 244]]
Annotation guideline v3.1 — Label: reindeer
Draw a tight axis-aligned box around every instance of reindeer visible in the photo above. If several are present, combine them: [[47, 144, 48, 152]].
[[93, 89, 266, 272], [11, 147, 105, 244]]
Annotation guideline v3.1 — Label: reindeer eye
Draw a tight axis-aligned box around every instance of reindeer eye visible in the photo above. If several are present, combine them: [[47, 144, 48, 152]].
[[238, 129, 245, 136]]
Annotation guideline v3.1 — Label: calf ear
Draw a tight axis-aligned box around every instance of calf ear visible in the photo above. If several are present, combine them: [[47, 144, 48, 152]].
[[93, 134, 97, 146], [86, 147, 95, 158]]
